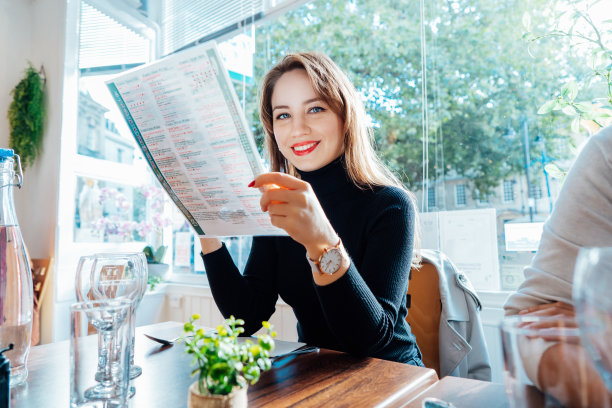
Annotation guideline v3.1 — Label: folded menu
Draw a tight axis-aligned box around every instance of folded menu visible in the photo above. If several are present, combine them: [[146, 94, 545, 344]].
[[106, 41, 286, 237]]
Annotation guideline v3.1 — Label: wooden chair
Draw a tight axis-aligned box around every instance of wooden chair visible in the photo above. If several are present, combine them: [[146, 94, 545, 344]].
[[30, 257, 53, 346], [406, 259, 441, 377]]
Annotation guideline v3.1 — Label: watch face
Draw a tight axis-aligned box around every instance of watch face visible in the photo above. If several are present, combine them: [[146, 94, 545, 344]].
[[320, 248, 343, 275]]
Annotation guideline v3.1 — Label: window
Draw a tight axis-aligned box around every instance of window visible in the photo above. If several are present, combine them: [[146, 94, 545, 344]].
[[530, 183, 543, 200], [427, 187, 436, 209], [60, 0, 604, 295], [503, 181, 515, 203], [455, 184, 467, 207], [56, 0, 162, 302]]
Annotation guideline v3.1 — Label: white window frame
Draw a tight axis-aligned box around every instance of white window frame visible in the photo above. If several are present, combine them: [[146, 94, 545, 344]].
[[57, 0, 161, 303]]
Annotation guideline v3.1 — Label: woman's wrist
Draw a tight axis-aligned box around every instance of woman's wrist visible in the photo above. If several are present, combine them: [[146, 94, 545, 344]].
[[305, 231, 340, 261], [200, 237, 223, 255]]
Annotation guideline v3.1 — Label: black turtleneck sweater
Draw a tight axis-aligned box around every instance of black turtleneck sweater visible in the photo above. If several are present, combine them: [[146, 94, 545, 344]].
[[202, 157, 423, 365]]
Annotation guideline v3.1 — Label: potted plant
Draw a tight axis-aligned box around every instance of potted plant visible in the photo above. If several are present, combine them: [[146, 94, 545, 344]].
[[143, 244, 170, 280], [8, 63, 46, 171], [182, 314, 276, 408]]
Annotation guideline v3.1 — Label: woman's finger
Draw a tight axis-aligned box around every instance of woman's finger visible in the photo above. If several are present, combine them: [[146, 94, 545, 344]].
[[260, 188, 295, 212], [251, 172, 307, 190], [519, 302, 574, 315]]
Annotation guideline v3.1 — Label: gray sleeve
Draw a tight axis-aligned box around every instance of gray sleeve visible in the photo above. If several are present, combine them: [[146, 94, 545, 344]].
[[465, 293, 492, 381], [504, 126, 612, 315]]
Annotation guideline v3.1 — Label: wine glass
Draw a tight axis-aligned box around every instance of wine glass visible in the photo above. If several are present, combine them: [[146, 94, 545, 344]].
[[75, 253, 148, 381], [573, 246, 612, 392], [71, 298, 133, 403]]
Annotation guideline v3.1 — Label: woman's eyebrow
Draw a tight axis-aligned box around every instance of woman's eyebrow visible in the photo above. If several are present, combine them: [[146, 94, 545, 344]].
[[272, 98, 323, 112]]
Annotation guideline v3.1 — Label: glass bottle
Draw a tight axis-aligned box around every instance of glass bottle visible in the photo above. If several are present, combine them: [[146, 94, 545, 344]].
[[0, 149, 32, 387]]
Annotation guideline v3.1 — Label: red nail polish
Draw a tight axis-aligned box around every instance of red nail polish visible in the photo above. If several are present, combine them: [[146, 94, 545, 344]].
[[248, 180, 255, 187]]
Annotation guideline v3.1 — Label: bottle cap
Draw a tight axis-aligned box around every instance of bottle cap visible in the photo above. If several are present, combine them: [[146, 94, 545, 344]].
[[0, 149, 15, 158]]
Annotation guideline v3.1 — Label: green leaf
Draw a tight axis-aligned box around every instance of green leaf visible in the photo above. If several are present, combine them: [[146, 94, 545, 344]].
[[561, 81, 578, 101], [537, 100, 556, 114], [544, 163, 566, 179], [562, 105, 576, 116], [522, 12, 531, 30], [570, 117, 581, 134]]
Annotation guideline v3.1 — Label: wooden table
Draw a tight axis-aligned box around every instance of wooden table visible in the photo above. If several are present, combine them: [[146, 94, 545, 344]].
[[403, 376, 509, 407], [11, 321, 439, 407]]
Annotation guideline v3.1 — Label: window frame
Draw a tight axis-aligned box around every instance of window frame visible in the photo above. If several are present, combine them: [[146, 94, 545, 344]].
[[56, 0, 161, 303]]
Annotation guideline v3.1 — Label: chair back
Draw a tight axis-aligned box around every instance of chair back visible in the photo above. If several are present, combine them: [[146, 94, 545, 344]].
[[31, 257, 53, 346], [406, 259, 441, 376]]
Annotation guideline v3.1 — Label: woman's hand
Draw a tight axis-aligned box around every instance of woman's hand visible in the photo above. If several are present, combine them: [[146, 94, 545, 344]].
[[250, 172, 338, 261]]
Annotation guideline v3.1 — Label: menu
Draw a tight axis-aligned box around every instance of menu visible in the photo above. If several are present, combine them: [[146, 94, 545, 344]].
[[106, 42, 285, 237], [420, 209, 500, 290]]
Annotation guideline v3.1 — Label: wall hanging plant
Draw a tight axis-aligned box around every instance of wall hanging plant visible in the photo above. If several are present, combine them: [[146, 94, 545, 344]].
[[7, 63, 46, 170]]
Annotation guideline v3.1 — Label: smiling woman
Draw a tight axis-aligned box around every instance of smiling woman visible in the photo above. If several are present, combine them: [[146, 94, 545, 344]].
[[200, 51, 423, 366], [269, 69, 345, 172]]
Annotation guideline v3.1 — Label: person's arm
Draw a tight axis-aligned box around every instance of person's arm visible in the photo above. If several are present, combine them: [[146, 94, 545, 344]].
[[314, 188, 416, 356], [253, 173, 349, 284], [201, 236, 279, 336], [518, 302, 612, 408], [252, 173, 416, 356], [200, 237, 222, 254], [538, 342, 612, 408], [504, 128, 612, 315]]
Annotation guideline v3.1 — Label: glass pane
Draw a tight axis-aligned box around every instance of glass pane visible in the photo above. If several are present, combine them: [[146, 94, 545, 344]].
[[77, 75, 140, 163], [243, 0, 605, 290], [74, 177, 170, 244], [155, 0, 608, 286]]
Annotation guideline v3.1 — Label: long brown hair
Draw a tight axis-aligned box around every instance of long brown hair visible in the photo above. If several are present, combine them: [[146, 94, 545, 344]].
[[259, 52, 420, 265]]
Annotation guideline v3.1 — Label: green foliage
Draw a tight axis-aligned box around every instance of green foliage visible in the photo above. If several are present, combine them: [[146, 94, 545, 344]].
[[531, 0, 612, 128], [147, 275, 163, 291], [143, 245, 167, 264], [242, 0, 579, 198], [182, 315, 276, 396], [7, 63, 46, 170]]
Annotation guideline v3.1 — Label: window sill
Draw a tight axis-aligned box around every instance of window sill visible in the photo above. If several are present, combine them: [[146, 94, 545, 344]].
[[162, 272, 509, 310]]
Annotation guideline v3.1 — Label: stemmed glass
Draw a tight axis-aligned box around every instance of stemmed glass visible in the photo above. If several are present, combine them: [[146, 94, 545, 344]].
[[573, 246, 612, 392], [71, 298, 133, 403], [75, 252, 148, 382]]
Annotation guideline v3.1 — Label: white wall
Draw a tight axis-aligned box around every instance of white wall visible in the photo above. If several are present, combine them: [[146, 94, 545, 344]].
[[1, 0, 67, 344], [0, 1, 32, 146]]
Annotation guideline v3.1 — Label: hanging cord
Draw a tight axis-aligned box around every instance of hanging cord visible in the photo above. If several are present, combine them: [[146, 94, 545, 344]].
[[419, 0, 429, 213], [431, 1, 445, 210], [39, 65, 47, 85]]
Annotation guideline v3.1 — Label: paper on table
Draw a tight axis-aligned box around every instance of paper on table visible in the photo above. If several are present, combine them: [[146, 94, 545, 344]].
[[237, 337, 306, 358], [106, 41, 286, 237]]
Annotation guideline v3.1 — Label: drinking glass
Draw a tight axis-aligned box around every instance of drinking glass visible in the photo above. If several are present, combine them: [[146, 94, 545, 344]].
[[70, 299, 132, 407], [501, 314, 583, 408], [573, 247, 612, 392], [75, 252, 148, 381]]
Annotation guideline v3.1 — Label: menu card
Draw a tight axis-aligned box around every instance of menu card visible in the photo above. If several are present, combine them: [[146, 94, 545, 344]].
[[106, 42, 285, 237]]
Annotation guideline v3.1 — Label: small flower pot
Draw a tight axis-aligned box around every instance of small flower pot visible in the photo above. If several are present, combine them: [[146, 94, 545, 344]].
[[188, 382, 247, 408], [147, 262, 170, 280]]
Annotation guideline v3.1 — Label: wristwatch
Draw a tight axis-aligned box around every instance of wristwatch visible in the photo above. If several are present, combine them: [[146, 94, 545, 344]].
[[306, 239, 348, 275]]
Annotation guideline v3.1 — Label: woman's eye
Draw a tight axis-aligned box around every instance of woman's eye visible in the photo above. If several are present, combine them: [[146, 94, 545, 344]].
[[275, 113, 290, 120], [309, 106, 325, 113]]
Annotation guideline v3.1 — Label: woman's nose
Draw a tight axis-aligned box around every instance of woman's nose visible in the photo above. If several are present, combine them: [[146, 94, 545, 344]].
[[290, 115, 310, 137]]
